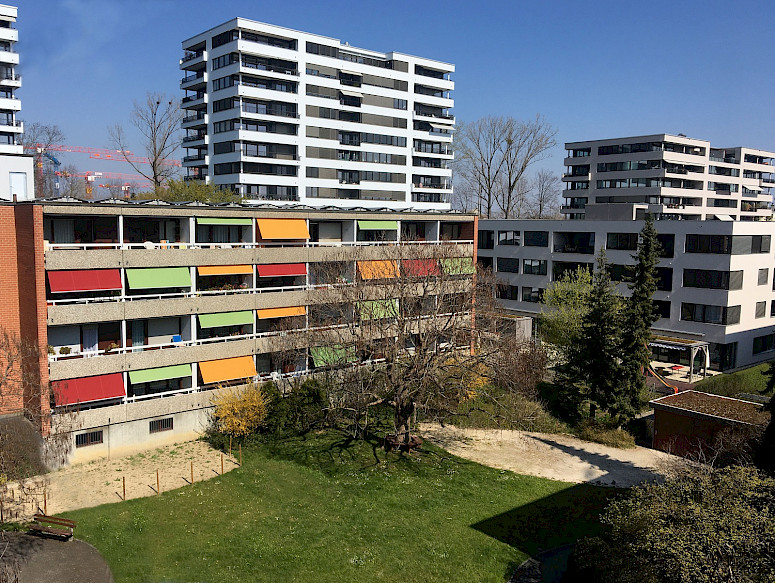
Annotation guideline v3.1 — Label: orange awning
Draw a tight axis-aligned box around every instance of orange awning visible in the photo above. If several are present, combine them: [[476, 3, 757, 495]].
[[256, 306, 306, 319], [357, 260, 398, 280], [199, 355, 257, 384], [256, 218, 310, 240], [198, 265, 253, 276]]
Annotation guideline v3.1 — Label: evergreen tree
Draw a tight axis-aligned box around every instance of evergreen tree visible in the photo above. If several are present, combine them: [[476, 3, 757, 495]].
[[579, 249, 624, 420], [620, 213, 661, 423]]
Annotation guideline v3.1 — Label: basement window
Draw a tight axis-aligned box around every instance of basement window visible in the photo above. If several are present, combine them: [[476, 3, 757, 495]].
[[75, 430, 103, 448], [149, 418, 174, 434]]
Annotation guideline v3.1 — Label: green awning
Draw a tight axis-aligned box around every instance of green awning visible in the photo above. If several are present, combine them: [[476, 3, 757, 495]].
[[311, 345, 356, 367], [126, 267, 192, 289], [128, 363, 192, 385], [358, 298, 399, 320], [441, 257, 475, 275], [357, 220, 398, 230], [198, 311, 254, 329], [196, 217, 253, 226]]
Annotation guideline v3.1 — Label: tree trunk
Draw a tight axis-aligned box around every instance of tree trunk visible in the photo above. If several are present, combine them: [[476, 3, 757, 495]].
[[589, 402, 597, 421], [394, 401, 415, 444]]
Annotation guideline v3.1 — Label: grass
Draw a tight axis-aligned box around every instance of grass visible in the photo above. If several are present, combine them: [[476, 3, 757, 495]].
[[694, 361, 774, 398], [62, 432, 615, 583], [572, 420, 636, 449]]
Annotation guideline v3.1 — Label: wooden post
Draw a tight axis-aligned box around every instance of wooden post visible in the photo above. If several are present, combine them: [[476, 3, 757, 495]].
[[221, 453, 224, 475], [229, 435, 232, 456], [1, 499, 4, 523], [190, 461, 194, 484], [239, 444, 242, 466], [43, 490, 47, 515], [123, 476, 126, 501], [156, 470, 160, 495]]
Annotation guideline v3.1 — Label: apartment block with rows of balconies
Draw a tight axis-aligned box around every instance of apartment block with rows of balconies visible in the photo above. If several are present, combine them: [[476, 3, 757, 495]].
[[0, 199, 475, 461], [562, 134, 775, 222], [180, 18, 454, 210]]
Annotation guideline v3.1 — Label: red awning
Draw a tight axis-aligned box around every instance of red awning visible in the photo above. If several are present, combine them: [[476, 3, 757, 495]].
[[257, 263, 307, 278], [48, 270, 122, 293], [52, 373, 125, 406], [402, 259, 440, 277]]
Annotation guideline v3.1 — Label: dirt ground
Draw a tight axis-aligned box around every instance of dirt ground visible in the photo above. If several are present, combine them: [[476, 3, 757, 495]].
[[3, 441, 237, 520], [422, 423, 678, 487]]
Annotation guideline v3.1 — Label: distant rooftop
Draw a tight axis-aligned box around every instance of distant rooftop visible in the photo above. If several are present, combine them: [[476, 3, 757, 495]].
[[651, 390, 770, 426]]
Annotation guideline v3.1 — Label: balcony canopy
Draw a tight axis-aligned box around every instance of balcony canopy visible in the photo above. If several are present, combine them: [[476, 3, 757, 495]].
[[402, 259, 440, 277], [311, 345, 356, 367], [440, 257, 475, 275], [52, 373, 125, 406], [257, 263, 306, 277], [47, 269, 122, 293], [357, 260, 398, 280], [126, 267, 191, 289], [198, 311, 254, 329], [197, 265, 253, 276], [256, 306, 306, 319], [357, 220, 398, 230], [358, 299, 399, 320], [196, 217, 253, 226], [256, 218, 310, 240], [199, 355, 257, 384], [128, 364, 192, 385]]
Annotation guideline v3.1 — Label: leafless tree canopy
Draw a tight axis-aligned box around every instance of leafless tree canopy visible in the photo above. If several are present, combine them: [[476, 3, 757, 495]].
[[527, 169, 562, 218], [109, 92, 183, 190], [20, 122, 66, 199], [455, 115, 557, 218]]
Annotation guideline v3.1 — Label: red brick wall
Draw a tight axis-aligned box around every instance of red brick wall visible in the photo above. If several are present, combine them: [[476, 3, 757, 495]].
[[0, 204, 49, 433], [653, 408, 732, 457]]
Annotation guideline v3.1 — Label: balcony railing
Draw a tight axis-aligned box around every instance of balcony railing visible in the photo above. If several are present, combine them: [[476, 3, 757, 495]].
[[181, 52, 203, 63], [182, 134, 205, 143], [553, 245, 595, 254], [183, 155, 207, 163], [182, 113, 206, 123]]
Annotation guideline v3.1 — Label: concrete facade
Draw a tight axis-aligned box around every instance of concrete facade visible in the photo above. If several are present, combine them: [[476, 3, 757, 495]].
[[180, 18, 454, 210]]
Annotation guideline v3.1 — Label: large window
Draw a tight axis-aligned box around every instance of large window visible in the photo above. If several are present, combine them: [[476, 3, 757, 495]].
[[497, 231, 520, 246], [523, 231, 549, 247], [606, 233, 638, 251], [496, 284, 519, 301], [496, 257, 520, 273], [657, 234, 675, 258], [478, 230, 494, 250], [683, 269, 743, 290], [753, 333, 775, 355], [685, 234, 771, 254], [522, 259, 547, 276], [681, 303, 740, 325], [521, 287, 544, 303]]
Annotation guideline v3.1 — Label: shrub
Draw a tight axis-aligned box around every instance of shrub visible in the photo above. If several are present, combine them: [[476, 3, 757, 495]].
[[263, 379, 330, 435], [211, 383, 268, 438], [573, 419, 636, 449]]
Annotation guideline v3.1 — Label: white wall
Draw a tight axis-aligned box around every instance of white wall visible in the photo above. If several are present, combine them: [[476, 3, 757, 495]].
[[0, 154, 33, 200]]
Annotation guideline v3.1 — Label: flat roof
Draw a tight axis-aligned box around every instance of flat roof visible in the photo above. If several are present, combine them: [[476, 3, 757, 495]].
[[651, 390, 770, 426]]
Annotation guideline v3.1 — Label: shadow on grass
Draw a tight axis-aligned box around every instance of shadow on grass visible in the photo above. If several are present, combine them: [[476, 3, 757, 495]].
[[471, 484, 616, 557]]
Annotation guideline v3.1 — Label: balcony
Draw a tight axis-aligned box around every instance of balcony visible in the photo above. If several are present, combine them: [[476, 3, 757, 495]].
[[180, 51, 205, 68], [561, 172, 590, 181], [181, 94, 207, 109], [182, 113, 207, 129], [181, 72, 206, 90], [182, 134, 207, 146], [412, 192, 448, 204]]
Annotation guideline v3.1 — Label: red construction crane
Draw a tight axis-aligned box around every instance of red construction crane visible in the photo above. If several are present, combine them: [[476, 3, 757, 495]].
[[24, 144, 182, 167], [55, 170, 153, 198]]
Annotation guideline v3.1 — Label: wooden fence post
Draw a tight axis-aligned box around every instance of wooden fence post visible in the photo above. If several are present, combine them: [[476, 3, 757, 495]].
[[221, 453, 224, 475], [239, 444, 242, 466], [123, 476, 126, 501], [43, 490, 47, 515], [156, 470, 160, 495], [190, 461, 194, 484]]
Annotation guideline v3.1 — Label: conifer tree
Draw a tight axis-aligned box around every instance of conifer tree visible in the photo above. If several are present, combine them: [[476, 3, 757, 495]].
[[619, 213, 661, 423]]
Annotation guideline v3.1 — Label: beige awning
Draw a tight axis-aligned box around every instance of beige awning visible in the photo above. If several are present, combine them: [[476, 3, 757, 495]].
[[339, 89, 363, 98], [744, 184, 762, 192], [429, 122, 453, 130], [339, 69, 361, 76]]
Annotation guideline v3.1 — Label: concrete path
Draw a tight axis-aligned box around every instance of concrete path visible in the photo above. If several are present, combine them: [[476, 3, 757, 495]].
[[422, 424, 677, 487]]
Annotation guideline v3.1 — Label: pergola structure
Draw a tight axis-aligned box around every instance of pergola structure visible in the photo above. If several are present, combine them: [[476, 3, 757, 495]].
[[649, 335, 710, 383]]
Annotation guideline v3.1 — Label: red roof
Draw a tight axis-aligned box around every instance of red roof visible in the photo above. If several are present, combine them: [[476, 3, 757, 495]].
[[402, 259, 440, 277], [48, 270, 122, 293], [52, 373, 125, 406], [257, 263, 307, 277]]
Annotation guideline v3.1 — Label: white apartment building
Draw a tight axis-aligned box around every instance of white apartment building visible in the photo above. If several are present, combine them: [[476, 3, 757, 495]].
[[563, 134, 775, 222], [0, 4, 33, 201], [478, 218, 775, 372], [180, 18, 454, 210]]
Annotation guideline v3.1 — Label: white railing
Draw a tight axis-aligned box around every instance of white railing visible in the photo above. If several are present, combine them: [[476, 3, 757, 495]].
[[45, 239, 474, 251]]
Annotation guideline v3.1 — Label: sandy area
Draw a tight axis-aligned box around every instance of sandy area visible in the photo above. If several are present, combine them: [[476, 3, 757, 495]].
[[3, 441, 237, 520], [421, 423, 677, 487]]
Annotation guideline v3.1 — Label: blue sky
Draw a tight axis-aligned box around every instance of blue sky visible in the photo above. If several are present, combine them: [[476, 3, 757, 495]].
[[14, 0, 775, 176]]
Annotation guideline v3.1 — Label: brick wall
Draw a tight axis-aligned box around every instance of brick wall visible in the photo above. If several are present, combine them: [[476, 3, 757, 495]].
[[653, 408, 733, 457]]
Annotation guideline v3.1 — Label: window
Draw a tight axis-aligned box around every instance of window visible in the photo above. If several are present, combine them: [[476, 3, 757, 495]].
[[523, 259, 547, 276], [478, 256, 493, 270], [759, 268, 769, 286], [521, 287, 544, 303], [212, 52, 238, 70], [478, 230, 494, 250], [212, 75, 236, 91], [497, 231, 520, 246], [771, 300, 775, 317], [496, 285, 519, 300], [606, 233, 638, 251], [393, 99, 407, 110], [654, 300, 671, 319], [306, 167, 319, 178], [756, 301, 766, 319], [657, 234, 675, 258], [680, 303, 740, 325], [685, 234, 732, 254], [753, 333, 775, 355], [496, 257, 519, 273], [149, 417, 174, 433], [75, 430, 103, 448], [523, 231, 549, 247], [212, 30, 238, 48], [683, 269, 743, 290]]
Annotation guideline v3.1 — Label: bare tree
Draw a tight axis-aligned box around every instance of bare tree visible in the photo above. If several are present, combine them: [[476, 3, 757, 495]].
[[527, 169, 562, 218], [58, 164, 86, 199], [455, 115, 557, 218], [20, 122, 66, 199], [454, 116, 510, 218], [109, 92, 183, 191]]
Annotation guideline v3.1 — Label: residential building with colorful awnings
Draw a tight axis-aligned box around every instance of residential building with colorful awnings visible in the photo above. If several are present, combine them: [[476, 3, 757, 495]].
[[357, 260, 398, 280], [52, 373, 125, 406], [47, 269, 122, 293], [198, 355, 257, 384], [126, 267, 192, 289], [257, 263, 307, 277], [256, 218, 310, 240]]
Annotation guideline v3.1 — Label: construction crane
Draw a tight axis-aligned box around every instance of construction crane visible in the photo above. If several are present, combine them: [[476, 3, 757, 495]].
[[55, 170, 152, 199], [39, 151, 62, 192], [24, 144, 182, 167]]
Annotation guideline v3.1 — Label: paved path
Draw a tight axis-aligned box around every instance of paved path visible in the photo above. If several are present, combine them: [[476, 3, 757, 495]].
[[422, 424, 677, 487], [1, 533, 113, 583]]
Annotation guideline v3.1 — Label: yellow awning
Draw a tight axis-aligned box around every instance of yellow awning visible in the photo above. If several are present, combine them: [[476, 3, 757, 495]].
[[256, 218, 310, 240], [197, 265, 253, 276], [256, 306, 306, 319], [357, 260, 398, 280], [198, 356, 257, 384]]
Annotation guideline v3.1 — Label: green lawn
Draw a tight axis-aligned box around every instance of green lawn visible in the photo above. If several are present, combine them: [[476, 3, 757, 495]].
[[62, 432, 614, 583], [695, 361, 774, 398]]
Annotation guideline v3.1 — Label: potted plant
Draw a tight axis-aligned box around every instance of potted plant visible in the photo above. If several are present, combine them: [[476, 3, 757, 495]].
[[107, 342, 120, 353], [47, 345, 55, 355]]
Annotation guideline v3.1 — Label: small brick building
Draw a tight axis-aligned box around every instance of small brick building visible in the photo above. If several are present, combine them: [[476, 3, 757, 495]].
[[650, 390, 770, 457]]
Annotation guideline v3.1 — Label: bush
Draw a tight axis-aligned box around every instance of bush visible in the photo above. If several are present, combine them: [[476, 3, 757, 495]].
[[263, 379, 330, 435], [694, 362, 773, 398], [573, 419, 636, 449], [454, 390, 568, 434], [211, 383, 268, 438]]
